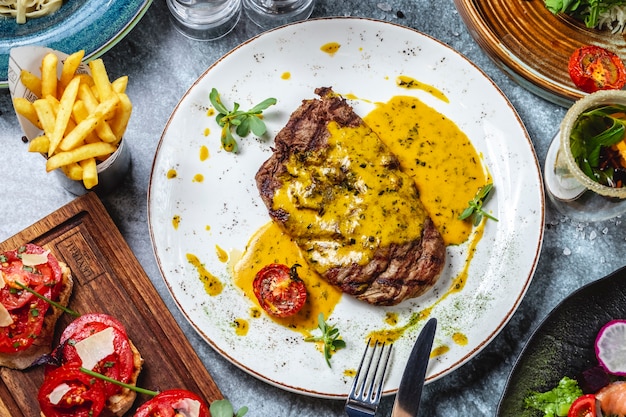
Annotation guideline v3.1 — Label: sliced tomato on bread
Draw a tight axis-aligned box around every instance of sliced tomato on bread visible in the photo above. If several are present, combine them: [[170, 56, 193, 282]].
[[134, 389, 210, 417], [0, 244, 73, 369], [42, 313, 144, 417]]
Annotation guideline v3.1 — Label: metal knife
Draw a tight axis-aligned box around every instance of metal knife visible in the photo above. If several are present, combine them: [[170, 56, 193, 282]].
[[390, 317, 437, 417]]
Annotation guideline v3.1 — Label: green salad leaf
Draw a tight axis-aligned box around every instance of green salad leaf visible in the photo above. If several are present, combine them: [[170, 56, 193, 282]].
[[544, 0, 626, 28], [524, 376, 583, 417], [570, 104, 626, 186]]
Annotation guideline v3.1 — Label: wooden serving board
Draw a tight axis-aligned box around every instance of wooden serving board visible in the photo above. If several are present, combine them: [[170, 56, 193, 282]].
[[0, 192, 223, 416]]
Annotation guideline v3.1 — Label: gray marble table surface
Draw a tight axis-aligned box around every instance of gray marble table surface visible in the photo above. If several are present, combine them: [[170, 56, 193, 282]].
[[1, 1, 625, 416]]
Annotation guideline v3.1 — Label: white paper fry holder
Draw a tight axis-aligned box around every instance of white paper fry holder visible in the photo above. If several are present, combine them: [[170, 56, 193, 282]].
[[8, 46, 131, 196]]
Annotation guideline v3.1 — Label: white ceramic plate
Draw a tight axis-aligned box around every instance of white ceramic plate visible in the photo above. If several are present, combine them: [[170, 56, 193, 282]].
[[148, 17, 545, 398]]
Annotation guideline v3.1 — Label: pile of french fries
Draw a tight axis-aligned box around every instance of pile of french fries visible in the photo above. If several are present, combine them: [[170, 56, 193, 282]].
[[13, 50, 132, 189]]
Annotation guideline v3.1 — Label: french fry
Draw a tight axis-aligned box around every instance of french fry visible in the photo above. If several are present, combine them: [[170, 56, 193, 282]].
[[111, 76, 128, 94], [77, 83, 117, 142], [32, 98, 56, 139], [20, 70, 42, 98], [79, 157, 98, 189], [13, 97, 42, 129], [89, 59, 113, 102], [59, 50, 85, 89], [28, 135, 50, 154], [46, 142, 117, 172], [58, 93, 120, 151], [110, 93, 132, 142], [40, 53, 58, 99], [16, 50, 132, 188], [49, 77, 80, 155], [72, 100, 100, 144], [61, 162, 83, 180]]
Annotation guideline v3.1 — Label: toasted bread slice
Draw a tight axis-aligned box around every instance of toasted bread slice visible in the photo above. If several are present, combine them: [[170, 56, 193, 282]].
[[0, 262, 73, 370]]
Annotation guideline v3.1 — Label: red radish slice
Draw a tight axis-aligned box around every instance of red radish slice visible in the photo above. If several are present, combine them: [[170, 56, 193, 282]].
[[595, 319, 626, 376]]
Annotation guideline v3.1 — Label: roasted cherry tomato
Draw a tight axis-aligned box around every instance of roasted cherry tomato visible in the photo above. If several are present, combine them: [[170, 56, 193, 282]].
[[568, 394, 598, 417], [253, 263, 307, 318], [133, 389, 210, 417], [38, 364, 107, 417], [568, 45, 626, 93], [52, 313, 135, 398], [0, 244, 64, 353]]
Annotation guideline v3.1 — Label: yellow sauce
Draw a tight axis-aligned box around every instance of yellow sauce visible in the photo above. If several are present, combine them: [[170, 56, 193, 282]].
[[215, 245, 228, 263], [203, 127, 210, 137], [200, 145, 209, 161], [364, 95, 488, 246], [172, 215, 181, 230], [193, 173, 204, 183], [432, 345, 450, 357], [206, 108, 215, 117], [187, 253, 223, 296], [281, 72, 291, 80], [166, 169, 177, 179], [271, 121, 429, 275], [396, 75, 448, 103], [321, 42, 341, 56], [452, 332, 468, 346], [233, 318, 249, 336], [232, 221, 342, 334]]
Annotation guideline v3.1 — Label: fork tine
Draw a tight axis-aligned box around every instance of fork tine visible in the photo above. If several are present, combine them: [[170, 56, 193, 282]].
[[347, 338, 393, 408]]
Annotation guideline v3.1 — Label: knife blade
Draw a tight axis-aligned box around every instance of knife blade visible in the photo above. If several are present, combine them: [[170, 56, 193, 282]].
[[390, 317, 437, 417]]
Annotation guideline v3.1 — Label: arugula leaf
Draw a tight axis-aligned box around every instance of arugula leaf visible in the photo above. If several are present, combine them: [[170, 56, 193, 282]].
[[304, 313, 346, 367], [209, 88, 277, 153]]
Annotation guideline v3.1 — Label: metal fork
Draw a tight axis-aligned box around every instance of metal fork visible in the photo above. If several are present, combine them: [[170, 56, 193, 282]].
[[345, 339, 393, 417]]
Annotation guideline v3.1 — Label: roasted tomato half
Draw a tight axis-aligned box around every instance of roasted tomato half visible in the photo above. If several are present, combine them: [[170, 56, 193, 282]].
[[0, 244, 64, 353], [568, 45, 626, 93], [38, 364, 107, 417], [253, 263, 307, 318], [133, 389, 210, 417], [52, 313, 135, 398], [568, 394, 598, 417]]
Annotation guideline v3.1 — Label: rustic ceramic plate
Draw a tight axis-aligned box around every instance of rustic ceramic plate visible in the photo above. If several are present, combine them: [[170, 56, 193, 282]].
[[454, 0, 626, 107], [497, 266, 626, 416], [148, 17, 544, 398], [0, 0, 151, 88]]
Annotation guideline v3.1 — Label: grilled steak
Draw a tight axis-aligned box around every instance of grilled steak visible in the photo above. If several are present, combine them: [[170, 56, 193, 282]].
[[255, 87, 445, 306]]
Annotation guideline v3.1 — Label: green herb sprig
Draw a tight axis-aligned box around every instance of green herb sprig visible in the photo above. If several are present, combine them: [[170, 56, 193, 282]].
[[304, 313, 346, 368], [209, 88, 277, 153], [458, 183, 498, 226], [15, 281, 80, 317]]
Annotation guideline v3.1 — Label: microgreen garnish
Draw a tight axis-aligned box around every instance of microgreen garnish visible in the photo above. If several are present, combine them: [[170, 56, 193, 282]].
[[304, 313, 346, 368], [15, 281, 80, 317], [209, 88, 277, 153], [458, 183, 498, 226], [210, 399, 249, 417]]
